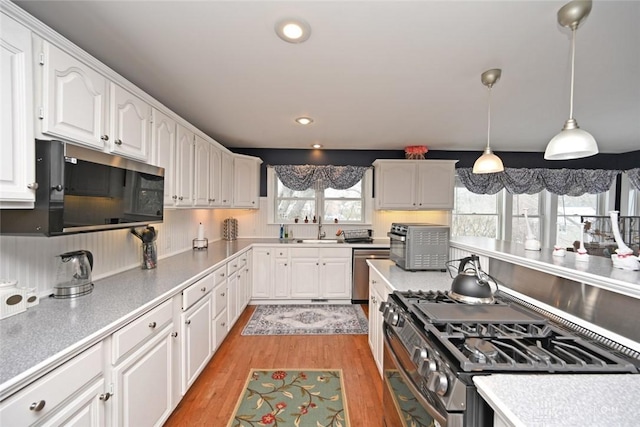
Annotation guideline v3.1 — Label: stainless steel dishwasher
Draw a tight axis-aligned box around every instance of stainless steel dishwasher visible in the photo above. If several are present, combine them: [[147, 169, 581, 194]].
[[352, 248, 390, 303]]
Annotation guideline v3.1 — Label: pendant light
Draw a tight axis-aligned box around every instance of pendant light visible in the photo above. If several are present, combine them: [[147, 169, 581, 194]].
[[544, 0, 598, 160], [473, 68, 504, 174]]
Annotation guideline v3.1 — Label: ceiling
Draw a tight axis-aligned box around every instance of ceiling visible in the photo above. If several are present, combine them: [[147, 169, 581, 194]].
[[14, 1, 640, 154]]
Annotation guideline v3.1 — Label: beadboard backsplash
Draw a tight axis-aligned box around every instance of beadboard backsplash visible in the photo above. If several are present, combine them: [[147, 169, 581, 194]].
[[0, 199, 449, 296]]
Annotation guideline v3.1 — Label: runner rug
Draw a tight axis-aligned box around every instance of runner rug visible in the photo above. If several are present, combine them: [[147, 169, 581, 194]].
[[228, 369, 350, 427], [241, 304, 368, 335]]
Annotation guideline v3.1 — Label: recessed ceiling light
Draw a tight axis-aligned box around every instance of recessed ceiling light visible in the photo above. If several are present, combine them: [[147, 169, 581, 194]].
[[295, 117, 313, 125], [312, 144, 323, 149], [275, 18, 311, 43]]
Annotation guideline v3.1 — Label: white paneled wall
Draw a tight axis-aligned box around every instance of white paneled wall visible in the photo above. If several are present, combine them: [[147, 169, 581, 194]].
[[0, 209, 220, 296], [0, 199, 450, 296]]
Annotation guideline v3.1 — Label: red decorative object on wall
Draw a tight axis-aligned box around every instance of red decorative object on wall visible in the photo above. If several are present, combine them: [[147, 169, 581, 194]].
[[404, 145, 428, 159]]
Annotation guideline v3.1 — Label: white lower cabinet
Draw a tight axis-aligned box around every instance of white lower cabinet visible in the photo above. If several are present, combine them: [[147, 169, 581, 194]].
[[181, 294, 212, 395], [368, 267, 388, 376], [111, 325, 174, 427], [0, 343, 106, 426], [290, 248, 351, 300]]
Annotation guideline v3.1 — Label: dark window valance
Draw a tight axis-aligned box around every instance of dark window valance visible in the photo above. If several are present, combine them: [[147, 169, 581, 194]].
[[457, 168, 622, 196], [273, 165, 369, 191]]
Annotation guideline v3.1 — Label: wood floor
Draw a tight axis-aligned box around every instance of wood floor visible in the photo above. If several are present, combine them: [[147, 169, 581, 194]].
[[164, 304, 384, 426]]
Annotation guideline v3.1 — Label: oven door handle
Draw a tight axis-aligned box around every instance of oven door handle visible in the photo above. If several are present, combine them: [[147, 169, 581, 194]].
[[386, 232, 406, 242], [383, 325, 449, 427]]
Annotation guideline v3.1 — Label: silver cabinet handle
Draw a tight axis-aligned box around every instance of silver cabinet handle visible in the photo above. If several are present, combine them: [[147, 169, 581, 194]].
[[201, 287, 206, 292], [185, 320, 191, 325], [221, 322, 226, 327], [27, 182, 39, 190], [178, 196, 184, 201], [220, 273, 225, 277], [284, 263, 287, 266], [115, 139, 123, 146], [372, 280, 377, 284], [266, 252, 270, 255], [52, 184, 63, 192], [29, 400, 46, 411], [99, 392, 111, 401], [221, 292, 226, 297], [172, 195, 178, 200], [101, 135, 109, 141], [148, 321, 157, 329], [171, 332, 178, 338]]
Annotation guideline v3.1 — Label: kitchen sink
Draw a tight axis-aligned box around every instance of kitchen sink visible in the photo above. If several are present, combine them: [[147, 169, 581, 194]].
[[296, 239, 342, 244]]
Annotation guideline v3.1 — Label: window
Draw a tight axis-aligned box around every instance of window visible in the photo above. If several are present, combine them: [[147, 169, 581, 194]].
[[556, 194, 599, 248], [270, 169, 369, 224], [452, 177, 501, 238], [511, 193, 543, 244]]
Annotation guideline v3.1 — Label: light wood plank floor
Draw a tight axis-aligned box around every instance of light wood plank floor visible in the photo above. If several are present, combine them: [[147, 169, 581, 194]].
[[164, 304, 384, 426]]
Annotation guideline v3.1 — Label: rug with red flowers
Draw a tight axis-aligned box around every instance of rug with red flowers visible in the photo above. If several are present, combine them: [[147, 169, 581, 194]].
[[227, 369, 350, 427]]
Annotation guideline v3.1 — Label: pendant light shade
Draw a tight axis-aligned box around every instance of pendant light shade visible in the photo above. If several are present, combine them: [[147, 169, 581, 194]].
[[545, 0, 598, 160], [473, 69, 504, 174]]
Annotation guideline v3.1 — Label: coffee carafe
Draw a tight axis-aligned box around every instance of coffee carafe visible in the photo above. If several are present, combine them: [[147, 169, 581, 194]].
[[53, 250, 94, 298]]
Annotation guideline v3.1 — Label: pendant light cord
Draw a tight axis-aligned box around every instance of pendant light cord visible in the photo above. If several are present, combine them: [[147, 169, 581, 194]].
[[487, 86, 492, 150], [569, 28, 576, 120]]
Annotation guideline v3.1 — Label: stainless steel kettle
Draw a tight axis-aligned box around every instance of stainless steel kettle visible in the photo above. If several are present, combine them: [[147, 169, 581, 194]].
[[447, 255, 495, 304], [52, 250, 94, 298]]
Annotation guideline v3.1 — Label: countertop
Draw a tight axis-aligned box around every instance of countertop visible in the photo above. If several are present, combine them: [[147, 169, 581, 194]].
[[0, 237, 389, 400], [450, 237, 640, 298], [366, 259, 452, 293], [474, 374, 640, 426]]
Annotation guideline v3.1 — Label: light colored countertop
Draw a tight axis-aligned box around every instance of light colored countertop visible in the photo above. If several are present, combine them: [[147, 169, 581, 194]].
[[474, 374, 640, 427], [366, 259, 452, 293], [450, 237, 640, 298], [0, 238, 389, 400]]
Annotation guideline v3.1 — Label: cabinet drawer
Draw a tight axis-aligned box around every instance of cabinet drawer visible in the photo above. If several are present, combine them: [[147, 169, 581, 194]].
[[227, 257, 240, 276], [214, 309, 228, 349], [213, 282, 227, 318], [213, 265, 226, 286], [182, 273, 215, 311], [237, 252, 248, 268], [274, 248, 289, 258], [112, 299, 172, 363], [0, 343, 103, 424]]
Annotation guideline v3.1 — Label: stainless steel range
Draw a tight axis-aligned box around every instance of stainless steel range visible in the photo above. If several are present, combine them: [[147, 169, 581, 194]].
[[381, 289, 639, 427]]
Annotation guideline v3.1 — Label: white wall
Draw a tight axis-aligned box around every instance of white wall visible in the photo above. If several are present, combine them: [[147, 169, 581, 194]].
[[0, 201, 449, 296]]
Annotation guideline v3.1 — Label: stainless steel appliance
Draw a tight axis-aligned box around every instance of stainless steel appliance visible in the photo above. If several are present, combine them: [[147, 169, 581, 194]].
[[53, 250, 94, 298], [0, 140, 164, 236], [381, 289, 639, 427], [387, 223, 449, 271], [352, 248, 389, 303]]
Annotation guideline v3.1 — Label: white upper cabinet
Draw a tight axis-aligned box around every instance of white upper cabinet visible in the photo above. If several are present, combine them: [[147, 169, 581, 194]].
[[175, 124, 194, 206], [151, 108, 177, 207], [208, 145, 222, 206], [233, 154, 261, 208], [373, 159, 457, 210], [109, 83, 151, 161], [40, 40, 107, 150], [193, 136, 210, 207], [0, 13, 35, 207], [220, 151, 233, 207]]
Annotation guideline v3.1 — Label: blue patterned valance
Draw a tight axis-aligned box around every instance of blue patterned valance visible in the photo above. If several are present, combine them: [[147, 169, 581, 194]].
[[457, 168, 622, 196], [273, 165, 369, 191]]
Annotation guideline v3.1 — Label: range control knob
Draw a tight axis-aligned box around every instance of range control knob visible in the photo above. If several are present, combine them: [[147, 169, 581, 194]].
[[418, 357, 437, 378], [427, 372, 449, 396], [412, 347, 428, 366], [378, 301, 390, 313], [390, 312, 404, 327]]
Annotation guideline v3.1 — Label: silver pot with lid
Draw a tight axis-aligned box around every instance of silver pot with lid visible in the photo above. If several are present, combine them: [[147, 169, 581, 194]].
[[446, 255, 496, 304], [52, 250, 94, 298]]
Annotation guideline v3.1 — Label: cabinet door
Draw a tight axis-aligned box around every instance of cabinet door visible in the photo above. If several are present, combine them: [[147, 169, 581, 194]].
[[416, 161, 456, 209], [112, 327, 174, 427], [39, 379, 106, 427], [251, 248, 272, 298], [213, 309, 228, 350], [219, 151, 233, 207], [110, 83, 151, 161], [290, 258, 319, 298], [226, 272, 238, 326], [273, 257, 290, 298], [232, 156, 260, 208], [151, 109, 176, 206], [320, 257, 351, 299], [41, 41, 106, 149], [0, 13, 35, 207], [193, 136, 210, 207], [209, 146, 222, 206], [181, 296, 212, 394], [375, 161, 416, 209], [175, 125, 194, 206]]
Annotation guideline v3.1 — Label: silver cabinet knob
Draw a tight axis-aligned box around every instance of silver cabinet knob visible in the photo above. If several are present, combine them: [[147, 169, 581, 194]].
[[101, 135, 109, 141], [27, 182, 39, 190], [99, 392, 112, 401], [178, 196, 184, 201], [284, 263, 287, 266], [29, 400, 46, 411], [148, 321, 157, 329], [171, 332, 178, 338], [185, 320, 191, 325], [220, 273, 225, 277], [52, 184, 63, 191], [172, 195, 178, 200], [115, 139, 123, 146], [372, 280, 377, 284], [221, 322, 226, 327], [221, 292, 226, 297], [201, 287, 206, 292]]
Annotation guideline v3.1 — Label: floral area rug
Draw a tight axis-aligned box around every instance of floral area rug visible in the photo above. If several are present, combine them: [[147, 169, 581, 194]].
[[241, 304, 368, 336], [228, 369, 349, 427]]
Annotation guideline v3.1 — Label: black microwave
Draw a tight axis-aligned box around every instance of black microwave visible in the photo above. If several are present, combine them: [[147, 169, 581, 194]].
[[0, 140, 164, 236]]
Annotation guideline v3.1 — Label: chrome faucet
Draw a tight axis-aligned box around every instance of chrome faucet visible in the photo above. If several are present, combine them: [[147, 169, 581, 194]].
[[317, 215, 326, 239]]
